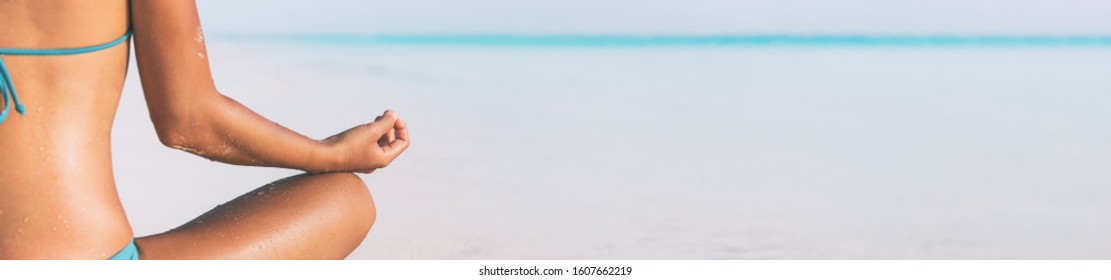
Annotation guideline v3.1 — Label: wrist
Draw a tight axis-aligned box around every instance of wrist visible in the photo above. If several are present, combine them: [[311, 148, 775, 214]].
[[309, 139, 347, 173]]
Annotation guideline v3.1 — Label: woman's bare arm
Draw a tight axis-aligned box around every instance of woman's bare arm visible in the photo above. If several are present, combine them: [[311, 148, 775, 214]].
[[131, 1, 408, 173]]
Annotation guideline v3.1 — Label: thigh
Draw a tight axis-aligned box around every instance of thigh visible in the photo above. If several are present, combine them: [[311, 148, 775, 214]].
[[134, 173, 376, 259]]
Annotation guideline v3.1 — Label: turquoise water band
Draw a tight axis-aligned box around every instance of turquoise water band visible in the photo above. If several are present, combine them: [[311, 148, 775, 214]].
[[0, 31, 131, 124]]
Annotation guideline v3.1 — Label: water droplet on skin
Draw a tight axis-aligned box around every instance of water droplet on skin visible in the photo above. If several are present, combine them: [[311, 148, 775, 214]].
[[194, 26, 205, 44]]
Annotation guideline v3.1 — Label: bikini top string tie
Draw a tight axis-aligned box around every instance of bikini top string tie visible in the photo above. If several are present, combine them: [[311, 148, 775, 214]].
[[0, 31, 131, 124]]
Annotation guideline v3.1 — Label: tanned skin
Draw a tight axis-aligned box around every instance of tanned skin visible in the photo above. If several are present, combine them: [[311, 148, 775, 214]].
[[0, 1, 409, 259]]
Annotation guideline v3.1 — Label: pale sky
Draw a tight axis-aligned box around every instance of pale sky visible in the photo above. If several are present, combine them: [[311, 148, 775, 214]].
[[196, 0, 1111, 35]]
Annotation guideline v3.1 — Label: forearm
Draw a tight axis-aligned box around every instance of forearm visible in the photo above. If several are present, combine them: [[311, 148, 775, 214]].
[[162, 93, 342, 173]]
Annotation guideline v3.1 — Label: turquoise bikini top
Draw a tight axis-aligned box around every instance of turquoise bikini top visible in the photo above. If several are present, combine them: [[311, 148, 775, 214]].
[[0, 31, 131, 124]]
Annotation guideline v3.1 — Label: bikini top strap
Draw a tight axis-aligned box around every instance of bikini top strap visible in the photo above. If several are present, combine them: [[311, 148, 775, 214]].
[[0, 31, 131, 124], [0, 31, 132, 56]]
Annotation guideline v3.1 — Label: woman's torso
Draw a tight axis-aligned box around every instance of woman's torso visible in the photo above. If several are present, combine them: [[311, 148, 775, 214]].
[[0, 0, 133, 259]]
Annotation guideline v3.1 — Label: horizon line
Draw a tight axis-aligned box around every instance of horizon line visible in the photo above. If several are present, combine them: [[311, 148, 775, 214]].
[[207, 33, 1111, 47]]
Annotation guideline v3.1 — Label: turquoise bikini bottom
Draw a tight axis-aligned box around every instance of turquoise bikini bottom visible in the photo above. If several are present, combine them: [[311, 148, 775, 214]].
[[108, 239, 139, 260]]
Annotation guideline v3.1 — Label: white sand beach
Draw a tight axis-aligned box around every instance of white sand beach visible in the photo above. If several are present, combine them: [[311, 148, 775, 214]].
[[111, 41, 1111, 259]]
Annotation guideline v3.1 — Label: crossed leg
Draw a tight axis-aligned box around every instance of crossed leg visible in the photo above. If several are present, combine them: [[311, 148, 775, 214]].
[[134, 172, 376, 259]]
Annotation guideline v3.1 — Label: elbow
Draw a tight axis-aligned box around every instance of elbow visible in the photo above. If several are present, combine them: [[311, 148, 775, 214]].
[[149, 92, 221, 150], [153, 114, 212, 151], [143, 85, 226, 151], [155, 123, 190, 149]]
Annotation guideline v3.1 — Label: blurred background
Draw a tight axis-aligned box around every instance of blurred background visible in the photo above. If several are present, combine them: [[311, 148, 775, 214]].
[[195, 0, 1111, 35], [113, 1, 1111, 259]]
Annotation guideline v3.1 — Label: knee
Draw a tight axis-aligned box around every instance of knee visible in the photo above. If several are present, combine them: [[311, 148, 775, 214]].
[[315, 173, 376, 233]]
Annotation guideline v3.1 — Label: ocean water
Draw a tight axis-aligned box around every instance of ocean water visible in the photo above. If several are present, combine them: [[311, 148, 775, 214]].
[[112, 36, 1111, 259]]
